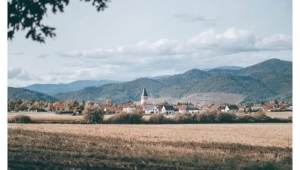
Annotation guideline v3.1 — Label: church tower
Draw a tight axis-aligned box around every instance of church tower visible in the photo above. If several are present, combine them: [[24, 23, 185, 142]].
[[141, 88, 148, 106]]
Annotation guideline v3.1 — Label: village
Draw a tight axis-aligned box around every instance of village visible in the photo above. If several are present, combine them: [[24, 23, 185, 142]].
[[8, 88, 293, 115]]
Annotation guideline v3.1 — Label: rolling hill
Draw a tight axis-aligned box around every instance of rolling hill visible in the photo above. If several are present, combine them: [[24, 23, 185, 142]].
[[53, 78, 164, 103], [238, 58, 292, 75], [24, 80, 122, 95], [8, 87, 59, 101], [158, 69, 211, 86], [10, 58, 292, 104], [159, 74, 275, 102]]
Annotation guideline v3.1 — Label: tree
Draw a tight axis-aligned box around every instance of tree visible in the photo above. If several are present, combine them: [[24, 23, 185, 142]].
[[64, 100, 78, 112], [105, 99, 113, 106], [8, 0, 109, 43], [245, 102, 253, 107], [82, 101, 104, 123], [46, 102, 54, 112]]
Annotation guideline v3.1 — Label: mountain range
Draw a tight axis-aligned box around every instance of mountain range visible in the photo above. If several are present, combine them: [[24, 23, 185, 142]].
[[24, 80, 122, 94], [8, 87, 59, 101], [8, 58, 292, 104]]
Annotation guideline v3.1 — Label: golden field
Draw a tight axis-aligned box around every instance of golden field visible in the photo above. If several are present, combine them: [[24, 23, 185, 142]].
[[266, 111, 293, 119], [8, 123, 292, 169], [8, 111, 292, 123], [8, 124, 292, 148]]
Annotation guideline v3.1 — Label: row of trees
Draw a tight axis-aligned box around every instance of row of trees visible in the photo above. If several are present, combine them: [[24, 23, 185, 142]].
[[7, 99, 84, 113], [8, 99, 48, 112], [117, 110, 291, 124]]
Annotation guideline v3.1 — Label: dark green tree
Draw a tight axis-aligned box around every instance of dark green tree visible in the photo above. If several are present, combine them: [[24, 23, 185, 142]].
[[8, 0, 109, 43]]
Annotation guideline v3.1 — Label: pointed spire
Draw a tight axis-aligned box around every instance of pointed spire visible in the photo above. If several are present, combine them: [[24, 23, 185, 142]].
[[141, 88, 148, 96]]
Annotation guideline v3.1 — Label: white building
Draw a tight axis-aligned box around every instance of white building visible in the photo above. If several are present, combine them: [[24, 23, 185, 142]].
[[187, 107, 201, 114], [123, 107, 136, 113], [144, 105, 159, 114], [161, 105, 175, 115], [141, 88, 148, 106], [224, 105, 239, 113]]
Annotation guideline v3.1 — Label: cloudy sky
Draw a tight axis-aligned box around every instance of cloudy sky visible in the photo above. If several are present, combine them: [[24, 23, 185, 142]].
[[8, 0, 292, 87]]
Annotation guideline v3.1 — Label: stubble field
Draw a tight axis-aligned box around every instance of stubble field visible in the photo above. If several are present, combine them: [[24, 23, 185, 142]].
[[8, 123, 292, 169], [7, 111, 293, 123]]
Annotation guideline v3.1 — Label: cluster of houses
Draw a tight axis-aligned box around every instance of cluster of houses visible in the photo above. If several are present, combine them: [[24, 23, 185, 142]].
[[13, 88, 291, 114], [90, 88, 292, 115]]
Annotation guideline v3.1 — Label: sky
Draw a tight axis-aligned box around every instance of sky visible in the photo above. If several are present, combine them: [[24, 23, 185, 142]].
[[7, 0, 292, 87]]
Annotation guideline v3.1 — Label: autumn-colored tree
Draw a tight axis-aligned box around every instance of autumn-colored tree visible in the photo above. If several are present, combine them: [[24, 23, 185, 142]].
[[46, 102, 54, 112], [105, 99, 113, 106], [83, 101, 104, 123], [64, 100, 79, 112]]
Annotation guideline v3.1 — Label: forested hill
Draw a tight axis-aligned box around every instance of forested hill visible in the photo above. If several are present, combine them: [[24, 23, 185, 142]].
[[24, 80, 122, 95], [53, 58, 292, 103], [8, 87, 59, 101], [238, 58, 292, 75], [9, 58, 292, 104]]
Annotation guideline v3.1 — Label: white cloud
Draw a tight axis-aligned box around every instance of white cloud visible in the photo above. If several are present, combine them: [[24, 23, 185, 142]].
[[8, 68, 38, 81], [9, 27, 292, 86], [189, 27, 255, 53], [255, 34, 292, 50], [62, 27, 291, 60], [47, 27, 292, 83], [173, 13, 218, 26]]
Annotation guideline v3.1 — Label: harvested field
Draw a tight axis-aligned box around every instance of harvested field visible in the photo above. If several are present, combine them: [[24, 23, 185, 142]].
[[266, 111, 293, 119], [8, 111, 293, 123], [8, 112, 112, 123], [8, 112, 82, 122], [8, 123, 292, 169], [8, 124, 292, 148]]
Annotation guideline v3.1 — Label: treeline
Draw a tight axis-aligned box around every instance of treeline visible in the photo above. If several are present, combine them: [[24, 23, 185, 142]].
[[7, 99, 84, 114], [107, 110, 292, 124], [10, 109, 292, 124]]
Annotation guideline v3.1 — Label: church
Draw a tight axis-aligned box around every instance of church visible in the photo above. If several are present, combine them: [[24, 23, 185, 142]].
[[141, 88, 148, 106]]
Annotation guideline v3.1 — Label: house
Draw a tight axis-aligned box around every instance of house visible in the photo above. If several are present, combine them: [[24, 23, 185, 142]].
[[122, 104, 136, 113], [200, 103, 216, 110], [238, 105, 245, 112], [178, 105, 188, 113], [103, 106, 116, 114], [286, 105, 293, 111], [115, 105, 124, 113], [177, 105, 200, 114], [52, 102, 65, 111], [161, 105, 175, 115], [186, 107, 201, 114], [157, 105, 163, 113], [224, 105, 239, 113], [250, 106, 261, 112], [123, 107, 136, 113], [135, 105, 144, 113], [266, 103, 278, 111], [218, 105, 226, 112], [144, 105, 159, 114]]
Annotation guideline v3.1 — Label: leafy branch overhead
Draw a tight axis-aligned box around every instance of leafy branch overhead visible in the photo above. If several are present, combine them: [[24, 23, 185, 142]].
[[8, 0, 109, 43]]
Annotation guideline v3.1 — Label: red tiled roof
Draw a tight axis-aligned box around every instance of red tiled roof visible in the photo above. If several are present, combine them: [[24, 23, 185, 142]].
[[53, 103, 64, 109], [157, 106, 163, 112], [104, 106, 116, 112], [206, 104, 215, 108], [178, 105, 187, 110], [116, 106, 124, 112]]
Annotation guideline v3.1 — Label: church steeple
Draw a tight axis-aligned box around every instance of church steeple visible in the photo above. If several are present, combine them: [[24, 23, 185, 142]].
[[141, 88, 148, 105], [141, 88, 148, 97]]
